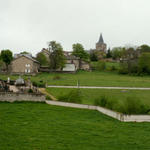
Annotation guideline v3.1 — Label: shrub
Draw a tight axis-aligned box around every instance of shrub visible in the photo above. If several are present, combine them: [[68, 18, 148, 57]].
[[28, 89, 33, 93], [121, 97, 148, 115], [53, 75, 61, 80], [94, 95, 107, 107], [94, 96, 149, 114], [138, 53, 150, 75], [94, 95, 116, 110], [105, 99, 116, 110], [96, 61, 106, 71], [111, 65, 116, 71], [58, 89, 82, 104], [32, 81, 45, 88], [108, 65, 117, 71], [118, 63, 128, 74], [46, 95, 51, 100]]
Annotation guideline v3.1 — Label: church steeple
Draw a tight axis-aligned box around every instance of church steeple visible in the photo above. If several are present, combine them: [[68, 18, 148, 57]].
[[98, 33, 104, 43], [96, 33, 107, 52]]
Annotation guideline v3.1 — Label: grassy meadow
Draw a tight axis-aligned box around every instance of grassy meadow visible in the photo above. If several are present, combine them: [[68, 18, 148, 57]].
[[0, 62, 150, 87], [1, 70, 150, 87], [0, 102, 150, 150], [46, 88, 150, 106]]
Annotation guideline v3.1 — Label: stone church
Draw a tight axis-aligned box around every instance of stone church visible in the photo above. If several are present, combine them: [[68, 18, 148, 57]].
[[96, 33, 107, 52]]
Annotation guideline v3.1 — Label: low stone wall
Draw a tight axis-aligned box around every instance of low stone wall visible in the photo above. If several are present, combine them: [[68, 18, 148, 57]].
[[46, 100, 150, 122], [123, 115, 150, 122], [96, 106, 124, 121], [0, 92, 45, 102]]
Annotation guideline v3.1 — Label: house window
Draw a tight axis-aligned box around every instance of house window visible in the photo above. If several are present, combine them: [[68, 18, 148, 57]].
[[25, 69, 30, 73], [25, 64, 30, 67]]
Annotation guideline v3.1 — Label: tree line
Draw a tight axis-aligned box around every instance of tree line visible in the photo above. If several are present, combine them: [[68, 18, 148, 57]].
[[1, 42, 150, 75]]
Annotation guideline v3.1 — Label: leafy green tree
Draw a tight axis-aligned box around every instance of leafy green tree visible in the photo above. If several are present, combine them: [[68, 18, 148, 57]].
[[1, 49, 13, 71], [138, 52, 150, 74], [20, 51, 30, 54], [48, 41, 66, 70], [72, 43, 89, 61], [0, 58, 6, 71], [36, 52, 49, 66], [96, 61, 106, 71], [111, 47, 125, 60], [106, 48, 112, 58], [90, 50, 98, 61], [138, 45, 150, 53], [119, 48, 138, 74]]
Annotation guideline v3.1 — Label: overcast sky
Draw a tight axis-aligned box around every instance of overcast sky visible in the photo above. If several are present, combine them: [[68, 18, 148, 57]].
[[0, 0, 150, 55]]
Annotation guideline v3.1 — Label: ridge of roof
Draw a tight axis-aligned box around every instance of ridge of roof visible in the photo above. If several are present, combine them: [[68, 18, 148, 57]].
[[13, 55, 40, 63]]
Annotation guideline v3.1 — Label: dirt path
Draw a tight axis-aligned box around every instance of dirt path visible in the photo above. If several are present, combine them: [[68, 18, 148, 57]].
[[38, 88, 57, 101]]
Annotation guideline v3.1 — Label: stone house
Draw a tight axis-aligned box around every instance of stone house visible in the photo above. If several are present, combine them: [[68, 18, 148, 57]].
[[10, 55, 40, 75], [65, 55, 90, 71], [66, 55, 80, 70], [80, 60, 90, 70]]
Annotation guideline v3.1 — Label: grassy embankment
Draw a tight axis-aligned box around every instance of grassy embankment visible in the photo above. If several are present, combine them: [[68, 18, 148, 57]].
[[46, 88, 150, 113], [0, 102, 150, 150], [46, 88, 150, 106]]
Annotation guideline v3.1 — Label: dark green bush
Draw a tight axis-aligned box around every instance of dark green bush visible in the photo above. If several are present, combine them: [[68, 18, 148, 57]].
[[94, 96, 149, 114], [28, 89, 33, 93], [109, 65, 117, 71], [94, 95, 116, 110], [96, 61, 106, 71], [122, 97, 148, 115], [32, 81, 45, 88], [118, 63, 128, 74], [46, 95, 51, 100], [138, 52, 150, 75], [94, 95, 107, 107], [58, 89, 82, 104], [105, 99, 116, 110]]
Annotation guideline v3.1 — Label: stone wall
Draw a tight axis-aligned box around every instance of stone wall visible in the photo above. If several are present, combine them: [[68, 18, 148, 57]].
[[46, 100, 150, 122], [0, 92, 45, 102]]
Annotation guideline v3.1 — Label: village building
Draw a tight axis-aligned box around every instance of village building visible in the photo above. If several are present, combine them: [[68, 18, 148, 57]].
[[64, 52, 90, 71], [10, 55, 40, 75], [39, 49, 90, 72]]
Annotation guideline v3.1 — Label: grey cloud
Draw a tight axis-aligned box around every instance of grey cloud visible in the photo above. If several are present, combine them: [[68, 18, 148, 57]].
[[0, 0, 150, 55]]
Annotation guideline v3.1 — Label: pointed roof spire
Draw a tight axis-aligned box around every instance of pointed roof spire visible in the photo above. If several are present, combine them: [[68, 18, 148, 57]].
[[98, 33, 104, 43]]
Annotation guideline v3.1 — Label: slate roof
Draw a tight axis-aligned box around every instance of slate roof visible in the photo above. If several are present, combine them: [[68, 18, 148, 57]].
[[13, 54, 40, 64], [98, 33, 104, 44]]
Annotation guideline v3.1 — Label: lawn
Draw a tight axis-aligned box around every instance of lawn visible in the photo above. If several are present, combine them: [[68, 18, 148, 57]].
[[1, 71, 150, 87], [0, 102, 150, 150], [46, 88, 150, 106]]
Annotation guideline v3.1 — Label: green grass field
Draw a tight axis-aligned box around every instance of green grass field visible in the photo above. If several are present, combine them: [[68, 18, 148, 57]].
[[0, 102, 150, 150], [1, 71, 150, 87], [46, 88, 150, 106]]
